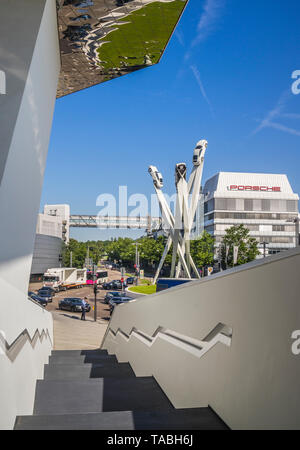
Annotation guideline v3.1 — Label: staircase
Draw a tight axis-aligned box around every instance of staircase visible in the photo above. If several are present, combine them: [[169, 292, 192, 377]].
[[14, 349, 228, 430]]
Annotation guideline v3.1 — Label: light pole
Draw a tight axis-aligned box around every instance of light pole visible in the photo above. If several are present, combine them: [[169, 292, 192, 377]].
[[134, 243, 141, 285], [93, 264, 97, 322], [262, 241, 268, 258]]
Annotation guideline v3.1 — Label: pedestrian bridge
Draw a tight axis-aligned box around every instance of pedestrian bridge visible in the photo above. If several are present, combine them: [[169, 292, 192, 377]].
[[69, 215, 162, 231]]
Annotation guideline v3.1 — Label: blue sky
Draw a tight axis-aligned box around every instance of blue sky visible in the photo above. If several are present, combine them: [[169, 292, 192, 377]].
[[41, 0, 300, 241]]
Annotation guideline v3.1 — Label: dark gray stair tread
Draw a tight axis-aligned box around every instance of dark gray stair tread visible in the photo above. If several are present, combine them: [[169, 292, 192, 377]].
[[44, 362, 135, 380], [33, 377, 173, 415], [15, 408, 229, 430], [51, 350, 108, 357], [48, 354, 117, 365]]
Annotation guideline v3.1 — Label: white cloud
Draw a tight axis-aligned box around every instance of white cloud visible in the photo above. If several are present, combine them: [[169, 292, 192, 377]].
[[174, 29, 184, 47], [191, 0, 225, 48], [190, 64, 214, 117], [252, 90, 300, 137], [264, 122, 300, 137]]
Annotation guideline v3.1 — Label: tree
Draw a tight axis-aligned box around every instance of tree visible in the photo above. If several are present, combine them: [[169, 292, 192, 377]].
[[190, 231, 214, 269], [220, 224, 260, 267], [138, 236, 165, 268], [62, 239, 87, 268], [106, 237, 135, 265]]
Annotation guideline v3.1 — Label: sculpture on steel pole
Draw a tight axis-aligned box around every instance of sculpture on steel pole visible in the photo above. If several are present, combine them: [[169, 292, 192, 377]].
[[149, 140, 208, 283]]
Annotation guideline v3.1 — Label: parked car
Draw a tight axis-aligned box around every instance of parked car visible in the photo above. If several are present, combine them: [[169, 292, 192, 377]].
[[110, 279, 127, 290], [28, 293, 47, 307], [108, 296, 134, 314], [58, 298, 91, 313], [102, 281, 115, 290], [38, 286, 56, 296], [104, 291, 124, 304], [36, 290, 53, 303], [126, 277, 136, 285]]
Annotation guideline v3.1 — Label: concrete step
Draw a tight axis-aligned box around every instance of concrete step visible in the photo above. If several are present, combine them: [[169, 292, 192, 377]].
[[15, 408, 229, 430], [33, 377, 173, 415], [51, 349, 108, 357], [44, 362, 135, 380], [48, 354, 117, 365]]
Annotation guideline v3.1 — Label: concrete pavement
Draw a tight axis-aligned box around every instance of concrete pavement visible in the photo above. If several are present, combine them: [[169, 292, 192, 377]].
[[53, 310, 108, 350]]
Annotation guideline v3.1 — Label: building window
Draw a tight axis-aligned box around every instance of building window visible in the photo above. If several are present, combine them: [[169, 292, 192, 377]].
[[213, 212, 298, 221], [244, 199, 253, 211], [262, 199, 271, 211], [287, 200, 297, 212], [258, 236, 294, 244], [204, 199, 215, 214]]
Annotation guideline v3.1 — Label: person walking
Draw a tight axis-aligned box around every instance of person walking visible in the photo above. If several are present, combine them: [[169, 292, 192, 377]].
[[81, 297, 87, 321]]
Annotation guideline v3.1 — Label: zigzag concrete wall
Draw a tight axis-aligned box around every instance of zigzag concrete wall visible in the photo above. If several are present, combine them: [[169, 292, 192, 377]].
[[103, 247, 300, 429]]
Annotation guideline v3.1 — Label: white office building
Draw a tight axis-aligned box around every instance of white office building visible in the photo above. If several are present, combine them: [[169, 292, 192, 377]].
[[30, 205, 70, 279], [194, 172, 299, 256]]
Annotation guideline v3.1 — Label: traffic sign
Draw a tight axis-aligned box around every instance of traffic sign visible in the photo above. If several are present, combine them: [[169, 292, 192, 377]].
[[207, 267, 213, 276]]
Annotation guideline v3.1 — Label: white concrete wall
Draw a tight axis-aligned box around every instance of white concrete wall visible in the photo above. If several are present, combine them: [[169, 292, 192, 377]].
[[0, 0, 60, 429], [103, 247, 300, 429], [44, 204, 70, 242], [0, 282, 53, 429], [36, 213, 63, 239], [0, 0, 60, 293]]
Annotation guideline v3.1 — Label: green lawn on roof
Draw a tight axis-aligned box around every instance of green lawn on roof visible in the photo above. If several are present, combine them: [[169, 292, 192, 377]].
[[97, 1, 186, 71], [128, 284, 157, 295]]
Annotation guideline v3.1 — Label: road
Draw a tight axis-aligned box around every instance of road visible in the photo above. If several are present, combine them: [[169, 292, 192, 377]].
[[28, 268, 140, 322], [29, 268, 144, 350]]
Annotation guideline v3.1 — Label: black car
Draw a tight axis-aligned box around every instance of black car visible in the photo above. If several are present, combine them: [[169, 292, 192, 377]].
[[108, 296, 134, 314], [38, 286, 56, 296], [28, 293, 47, 307], [58, 298, 91, 313], [102, 281, 115, 290], [36, 290, 53, 303], [104, 291, 123, 304], [126, 277, 136, 285], [111, 279, 127, 290]]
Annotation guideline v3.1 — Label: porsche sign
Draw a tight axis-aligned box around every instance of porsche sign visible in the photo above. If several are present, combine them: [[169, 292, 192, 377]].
[[227, 185, 281, 192]]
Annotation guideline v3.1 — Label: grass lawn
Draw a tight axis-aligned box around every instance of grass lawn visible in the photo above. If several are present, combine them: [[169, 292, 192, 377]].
[[97, 1, 186, 70], [139, 278, 151, 285], [128, 284, 157, 295]]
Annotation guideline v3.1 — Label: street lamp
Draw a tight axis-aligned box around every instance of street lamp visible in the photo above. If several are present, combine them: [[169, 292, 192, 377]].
[[262, 241, 269, 258], [133, 242, 141, 285]]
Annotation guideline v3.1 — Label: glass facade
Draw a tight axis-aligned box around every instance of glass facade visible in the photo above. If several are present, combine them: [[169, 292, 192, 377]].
[[205, 198, 298, 213], [206, 212, 298, 221]]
